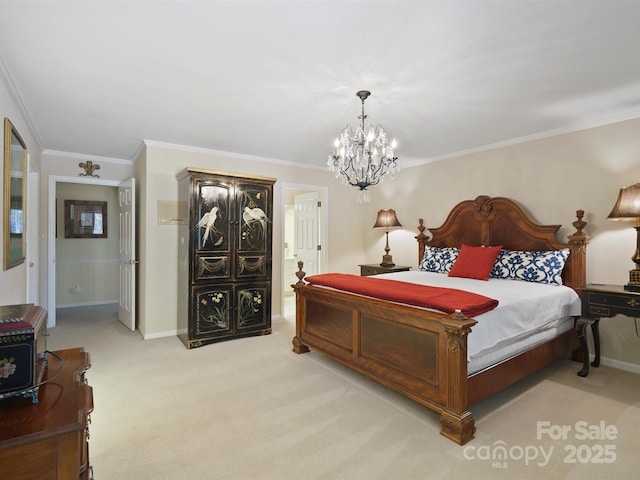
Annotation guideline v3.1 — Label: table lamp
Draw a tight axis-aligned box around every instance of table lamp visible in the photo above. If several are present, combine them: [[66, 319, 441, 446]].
[[608, 182, 640, 291], [373, 208, 402, 267]]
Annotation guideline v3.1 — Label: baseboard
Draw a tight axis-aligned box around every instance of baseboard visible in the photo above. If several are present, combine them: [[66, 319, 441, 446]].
[[142, 329, 178, 340], [57, 300, 118, 309], [592, 354, 640, 374]]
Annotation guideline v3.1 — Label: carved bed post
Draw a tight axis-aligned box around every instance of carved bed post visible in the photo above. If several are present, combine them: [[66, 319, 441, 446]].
[[292, 261, 310, 354], [566, 210, 590, 289], [440, 310, 476, 445], [415, 218, 430, 264], [566, 210, 590, 368]]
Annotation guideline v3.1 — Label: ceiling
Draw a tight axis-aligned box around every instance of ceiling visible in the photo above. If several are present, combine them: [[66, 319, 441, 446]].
[[1, 1, 640, 169]]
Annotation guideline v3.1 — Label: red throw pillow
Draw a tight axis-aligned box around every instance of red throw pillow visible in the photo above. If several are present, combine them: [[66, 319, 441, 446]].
[[448, 245, 502, 281]]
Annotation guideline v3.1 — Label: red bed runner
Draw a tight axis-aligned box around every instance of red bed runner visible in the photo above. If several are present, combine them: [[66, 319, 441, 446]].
[[304, 273, 499, 317]]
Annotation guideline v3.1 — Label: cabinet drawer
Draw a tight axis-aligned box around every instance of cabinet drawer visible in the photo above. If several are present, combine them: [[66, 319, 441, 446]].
[[587, 292, 626, 307], [360, 264, 411, 276], [584, 291, 640, 317], [360, 265, 380, 276], [237, 255, 268, 278], [588, 306, 610, 317], [195, 255, 229, 280]]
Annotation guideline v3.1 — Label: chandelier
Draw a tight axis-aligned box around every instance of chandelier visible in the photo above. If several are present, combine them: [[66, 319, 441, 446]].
[[327, 90, 398, 202]]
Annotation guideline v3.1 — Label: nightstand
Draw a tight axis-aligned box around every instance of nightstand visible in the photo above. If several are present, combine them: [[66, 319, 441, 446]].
[[359, 264, 411, 276], [577, 284, 640, 377]]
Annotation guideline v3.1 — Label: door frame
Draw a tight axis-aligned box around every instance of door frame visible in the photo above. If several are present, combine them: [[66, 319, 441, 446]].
[[27, 169, 40, 304], [47, 175, 120, 327], [281, 183, 328, 318]]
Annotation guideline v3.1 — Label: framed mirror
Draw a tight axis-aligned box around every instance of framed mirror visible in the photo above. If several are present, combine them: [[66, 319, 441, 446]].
[[3, 118, 27, 270], [64, 200, 108, 238]]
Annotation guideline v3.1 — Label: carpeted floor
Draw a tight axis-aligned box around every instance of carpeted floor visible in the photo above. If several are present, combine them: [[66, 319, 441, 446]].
[[47, 303, 639, 480]]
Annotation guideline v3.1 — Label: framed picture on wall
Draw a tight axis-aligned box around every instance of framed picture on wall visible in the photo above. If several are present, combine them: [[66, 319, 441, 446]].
[[64, 199, 107, 238]]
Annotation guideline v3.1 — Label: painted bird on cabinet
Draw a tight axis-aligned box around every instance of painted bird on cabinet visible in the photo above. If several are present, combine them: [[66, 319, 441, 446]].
[[242, 206, 270, 230], [197, 206, 220, 247]]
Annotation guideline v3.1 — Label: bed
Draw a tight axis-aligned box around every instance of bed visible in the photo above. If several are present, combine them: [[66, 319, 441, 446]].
[[291, 195, 589, 445]]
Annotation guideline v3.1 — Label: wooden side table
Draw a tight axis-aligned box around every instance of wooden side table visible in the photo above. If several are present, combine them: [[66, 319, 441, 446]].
[[359, 264, 411, 276], [577, 284, 640, 377], [0, 348, 93, 479]]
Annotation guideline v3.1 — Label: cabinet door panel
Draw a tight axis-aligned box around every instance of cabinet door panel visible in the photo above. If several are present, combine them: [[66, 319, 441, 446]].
[[236, 183, 272, 253], [193, 285, 233, 336], [194, 180, 231, 253], [236, 283, 271, 331]]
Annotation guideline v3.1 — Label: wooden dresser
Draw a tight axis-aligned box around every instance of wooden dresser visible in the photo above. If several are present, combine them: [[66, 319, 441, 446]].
[[0, 348, 93, 479]]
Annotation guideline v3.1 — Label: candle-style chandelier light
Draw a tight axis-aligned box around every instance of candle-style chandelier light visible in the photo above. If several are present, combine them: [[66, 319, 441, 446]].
[[327, 90, 399, 203]]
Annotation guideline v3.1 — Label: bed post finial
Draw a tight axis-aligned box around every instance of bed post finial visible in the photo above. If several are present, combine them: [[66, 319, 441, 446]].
[[415, 218, 430, 264], [567, 209, 589, 250], [416, 218, 427, 239], [571, 210, 587, 237], [292, 260, 306, 288]]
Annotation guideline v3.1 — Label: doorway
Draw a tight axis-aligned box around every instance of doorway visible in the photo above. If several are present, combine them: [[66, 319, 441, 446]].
[[47, 175, 135, 330], [282, 183, 328, 320]]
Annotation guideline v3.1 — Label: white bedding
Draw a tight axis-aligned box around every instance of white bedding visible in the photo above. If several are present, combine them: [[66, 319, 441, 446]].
[[374, 270, 581, 361], [466, 319, 574, 374]]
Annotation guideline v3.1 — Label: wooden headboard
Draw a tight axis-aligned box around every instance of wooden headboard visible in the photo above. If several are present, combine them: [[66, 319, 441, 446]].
[[415, 196, 589, 290]]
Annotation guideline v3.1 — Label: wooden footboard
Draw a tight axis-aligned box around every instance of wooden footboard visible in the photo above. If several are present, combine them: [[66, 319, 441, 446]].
[[292, 279, 477, 445]]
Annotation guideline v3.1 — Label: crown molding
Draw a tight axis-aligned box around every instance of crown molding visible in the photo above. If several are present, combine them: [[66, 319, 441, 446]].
[[143, 139, 326, 171], [408, 108, 640, 168], [42, 149, 133, 165]]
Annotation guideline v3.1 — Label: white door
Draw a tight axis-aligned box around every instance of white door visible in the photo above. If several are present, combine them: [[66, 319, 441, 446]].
[[294, 192, 320, 276], [118, 178, 136, 330]]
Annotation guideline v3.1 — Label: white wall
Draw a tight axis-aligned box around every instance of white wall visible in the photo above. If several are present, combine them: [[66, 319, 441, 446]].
[[369, 117, 640, 369], [0, 68, 41, 305]]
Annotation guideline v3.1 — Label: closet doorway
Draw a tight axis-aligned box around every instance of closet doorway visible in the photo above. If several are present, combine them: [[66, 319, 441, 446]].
[[282, 184, 328, 320]]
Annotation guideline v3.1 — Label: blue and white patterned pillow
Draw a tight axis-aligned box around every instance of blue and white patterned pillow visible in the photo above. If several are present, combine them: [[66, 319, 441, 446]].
[[419, 246, 460, 273], [490, 248, 570, 286]]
